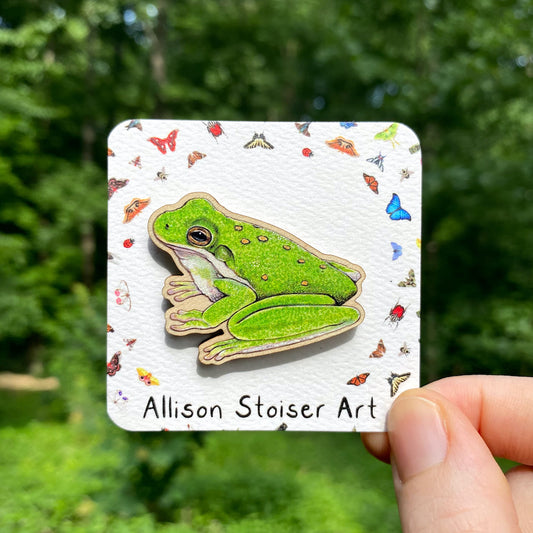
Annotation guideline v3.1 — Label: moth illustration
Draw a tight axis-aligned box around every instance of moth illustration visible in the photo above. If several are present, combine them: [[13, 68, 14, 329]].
[[123, 197, 150, 223], [137, 368, 160, 386], [398, 269, 416, 287], [129, 155, 142, 168], [325, 136, 359, 157], [148, 129, 179, 154], [125, 119, 142, 131], [108, 178, 129, 199], [366, 152, 386, 172], [107, 351, 122, 376]]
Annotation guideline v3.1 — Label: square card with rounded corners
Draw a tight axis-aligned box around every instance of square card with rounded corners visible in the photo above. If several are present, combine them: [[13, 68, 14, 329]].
[[107, 120, 421, 432]]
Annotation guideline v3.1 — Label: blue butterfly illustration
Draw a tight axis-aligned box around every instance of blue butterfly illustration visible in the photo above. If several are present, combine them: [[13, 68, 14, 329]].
[[391, 242, 403, 260], [340, 122, 357, 129], [386, 194, 411, 221]]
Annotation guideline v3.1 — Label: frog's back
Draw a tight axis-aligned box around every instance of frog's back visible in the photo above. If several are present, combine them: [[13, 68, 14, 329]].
[[218, 215, 361, 304]]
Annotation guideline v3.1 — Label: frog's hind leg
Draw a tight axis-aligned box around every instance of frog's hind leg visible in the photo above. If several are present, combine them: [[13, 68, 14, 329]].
[[200, 294, 361, 364]]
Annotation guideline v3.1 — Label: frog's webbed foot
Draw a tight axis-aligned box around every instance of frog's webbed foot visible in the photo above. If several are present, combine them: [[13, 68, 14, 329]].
[[164, 279, 202, 303], [167, 309, 211, 332], [200, 338, 259, 364]]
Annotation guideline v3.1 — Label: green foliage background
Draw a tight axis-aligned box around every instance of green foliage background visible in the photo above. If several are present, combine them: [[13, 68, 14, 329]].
[[0, 0, 531, 531]]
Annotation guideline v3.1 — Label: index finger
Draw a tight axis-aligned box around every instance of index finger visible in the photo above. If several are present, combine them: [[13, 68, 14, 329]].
[[362, 375, 533, 465]]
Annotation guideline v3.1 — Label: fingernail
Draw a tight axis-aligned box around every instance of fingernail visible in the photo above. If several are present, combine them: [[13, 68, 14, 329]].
[[388, 396, 448, 482]]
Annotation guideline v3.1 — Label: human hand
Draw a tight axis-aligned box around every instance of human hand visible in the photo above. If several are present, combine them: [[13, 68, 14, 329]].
[[362, 376, 533, 532]]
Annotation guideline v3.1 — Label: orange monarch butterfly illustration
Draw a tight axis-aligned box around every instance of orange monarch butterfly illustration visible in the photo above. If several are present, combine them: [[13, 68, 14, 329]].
[[243, 132, 274, 150], [187, 151, 206, 168], [137, 368, 160, 386], [363, 173, 379, 194], [325, 136, 359, 157], [347, 372, 370, 386], [388, 372, 411, 397], [148, 129, 179, 154], [370, 339, 386, 358], [123, 197, 150, 223]]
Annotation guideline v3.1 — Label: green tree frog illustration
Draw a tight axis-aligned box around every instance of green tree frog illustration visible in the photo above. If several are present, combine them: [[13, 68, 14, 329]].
[[148, 193, 365, 365]]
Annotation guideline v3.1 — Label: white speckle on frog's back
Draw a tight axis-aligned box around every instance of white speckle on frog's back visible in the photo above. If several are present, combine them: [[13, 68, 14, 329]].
[[170, 245, 254, 302]]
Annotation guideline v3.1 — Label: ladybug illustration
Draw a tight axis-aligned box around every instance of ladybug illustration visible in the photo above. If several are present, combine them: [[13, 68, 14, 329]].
[[386, 302, 407, 326], [302, 147, 313, 157], [205, 121, 225, 140], [123, 238, 135, 248]]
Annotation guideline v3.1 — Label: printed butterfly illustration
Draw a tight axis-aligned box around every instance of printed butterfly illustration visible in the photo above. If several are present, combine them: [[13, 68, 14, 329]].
[[295, 122, 311, 136], [123, 197, 150, 223], [205, 121, 225, 140], [363, 173, 379, 194], [137, 368, 160, 386], [409, 144, 421, 154], [366, 152, 386, 172], [399, 342, 410, 356], [386, 302, 407, 327], [243, 132, 274, 150], [113, 389, 129, 407], [188, 151, 206, 168], [340, 122, 357, 129], [347, 372, 370, 386], [123, 338, 137, 350], [129, 155, 142, 168], [386, 193, 411, 221], [114, 280, 131, 311], [107, 351, 121, 376], [107, 147, 115, 157], [325, 136, 359, 157], [155, 167, 168, 181], [369, 339, 386, 358], [148, 129, 179, 154], [108, 178, 129, 199], [388, 372, 411, 397], [107, 324, 114, 333], [416, 238, 421, 249], [125, 119, 142, 131], [391, 242, 403, 261], [400, 168, 414, 181], [398, 269, 416, 287]]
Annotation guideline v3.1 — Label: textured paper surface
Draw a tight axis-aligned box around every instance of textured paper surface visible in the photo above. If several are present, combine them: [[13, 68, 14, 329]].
[[107, 120, 421, 431]]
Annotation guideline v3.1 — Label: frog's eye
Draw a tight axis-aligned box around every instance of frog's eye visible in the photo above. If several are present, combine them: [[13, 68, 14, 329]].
[[165, 223, 170, 230], [187, 226, 212, 247]]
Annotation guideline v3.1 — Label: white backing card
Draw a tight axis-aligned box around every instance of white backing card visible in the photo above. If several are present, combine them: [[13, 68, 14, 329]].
[[107, 120, 421, 431]]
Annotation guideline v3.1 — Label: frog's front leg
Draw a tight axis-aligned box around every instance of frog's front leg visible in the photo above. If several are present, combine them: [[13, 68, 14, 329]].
[[164, 277, 202, 303], [166, 278, 256, 334], [200, 294, 361, 364]]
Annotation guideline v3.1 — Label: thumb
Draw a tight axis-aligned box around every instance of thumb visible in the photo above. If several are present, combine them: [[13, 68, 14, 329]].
[[388, 389, 520, 533]]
